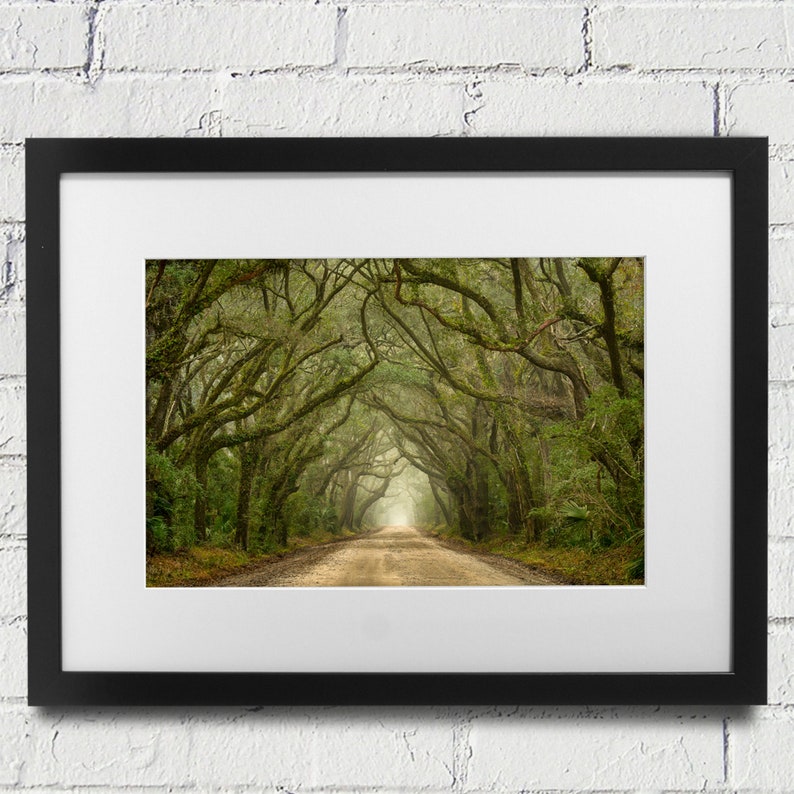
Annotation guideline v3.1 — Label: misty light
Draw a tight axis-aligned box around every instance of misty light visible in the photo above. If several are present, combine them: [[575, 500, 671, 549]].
[[384, 502, 413, 526], [371, 463, 427, 527]]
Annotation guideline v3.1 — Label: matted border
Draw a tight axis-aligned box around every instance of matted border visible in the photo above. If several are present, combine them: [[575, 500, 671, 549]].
[[26, 138, 768, 705]]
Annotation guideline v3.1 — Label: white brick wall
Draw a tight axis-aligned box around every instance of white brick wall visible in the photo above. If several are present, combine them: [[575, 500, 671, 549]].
[[23, 711, 194, 787], [102, 4, 337, 71], [770, 236, 794, 305], [731, 711, 794, 791], [467, 708, 726, 790], [0, 541, 25, 620], [727, 81, 794, 147], [0, 4, 88, 71], [223, 74, 464, 136], [770, 161, 794, 226], [0, 148, 23, 224], [593, 6, 794, 71], [0, 1, 791, 792], [188, 711, 453, 789], [0, 380, 24, 457], [469, 78, 715, 135], [345, 6, 585, 70], [0, 708, 28, 784]]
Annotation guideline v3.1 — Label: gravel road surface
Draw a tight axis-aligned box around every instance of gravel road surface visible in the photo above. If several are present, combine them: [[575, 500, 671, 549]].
[[215, 525, 560, 587]]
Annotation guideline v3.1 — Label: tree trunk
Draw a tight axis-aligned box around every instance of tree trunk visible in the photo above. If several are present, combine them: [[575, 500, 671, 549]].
[[275, 514, 288, 547], [193, 451, 211, 544], [457, 487, 475, 541], [428, 479, 452, 526], [462, 456, 489, 542], [597, 275, 626, 397], [510, 258, 525, 329], [354, 477, 391, 529], [473, 461, 490, 541], [147, 376, 174, 442], [338, 471, 359, 531], [505, 467, 524, 536], [234, 443, 259, 550], [469, 402, 491, 541]]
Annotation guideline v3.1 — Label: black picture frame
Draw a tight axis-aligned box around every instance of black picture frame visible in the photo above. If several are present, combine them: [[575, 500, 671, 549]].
[[26, 137, 768, 706]]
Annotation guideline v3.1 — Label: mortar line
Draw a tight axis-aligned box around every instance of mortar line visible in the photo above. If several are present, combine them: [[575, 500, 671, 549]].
[[334, 5, 349, 74], [84, 0, 101, 82], [722, 716, 732, 785], [581, 5, 594, 73], [451, 716, 472, 792]]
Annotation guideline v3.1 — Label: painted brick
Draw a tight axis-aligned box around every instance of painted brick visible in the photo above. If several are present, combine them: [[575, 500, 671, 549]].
[[728, 82, 794, 146], [0, 75, 225, 141], [769, 625, 794, 705], [187, 710, 315, 788], [466, 710, 725, 790], [470, 79, 714, 135], [308, 711, 453, 789], [770, 161, 794, 226], [594, 6, 794, 70], [769, 456, 794, 538], [770, 312, 794, 381], [0, 462, 25, 538], [769, 539, 794, 619], [188, 709, 452, 789], [0, 620, 26, 698], [0, 708, 28, 784], [769, 382, 794, 464], [769, 383, 794, 539], [0, 227, 27, 301], [770, 236, 794, 305], [2, 232, 24, 305], [0, 309, 24, 375], [346, 6, 583, 70], [223, 75, 463, 136], [23, 711, 192, 787], [0, 544, 25, 619], [0, 148, 23, 224], [101, 4, 335, 71], [0, 4, 87, 70], [731, 712, 794, 790], [0, 379, 24, 456]]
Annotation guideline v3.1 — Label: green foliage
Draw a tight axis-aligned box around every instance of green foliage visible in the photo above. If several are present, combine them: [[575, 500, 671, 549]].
[[205, 452, 238, 537], [626, 553, 644, 580], [561, 501, 589, 524], [366, 361, 430, 388], [553, 501, 590, 545], [284, 491, 339, 537], [146, 516, 171, 555], [146, 442, 198, 553]]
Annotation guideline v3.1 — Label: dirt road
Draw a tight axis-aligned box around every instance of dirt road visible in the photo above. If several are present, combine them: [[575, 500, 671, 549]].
[[215, 525, 560, 587]]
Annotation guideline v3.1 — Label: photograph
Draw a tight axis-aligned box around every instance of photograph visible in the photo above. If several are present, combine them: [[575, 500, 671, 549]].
[[145, 257, 645, 588]]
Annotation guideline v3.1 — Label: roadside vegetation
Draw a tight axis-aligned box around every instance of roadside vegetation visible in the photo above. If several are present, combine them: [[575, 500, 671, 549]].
[[146, 528, 356, 587], [430, 526, 643, 586]]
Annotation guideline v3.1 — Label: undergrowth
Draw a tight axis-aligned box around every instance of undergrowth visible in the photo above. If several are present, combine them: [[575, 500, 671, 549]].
[[146, 528, 356, 587], [431, 526, 644, 586]]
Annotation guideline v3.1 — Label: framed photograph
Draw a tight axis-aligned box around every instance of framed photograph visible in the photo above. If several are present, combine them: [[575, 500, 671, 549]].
[[26, 137, 767, 705]]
